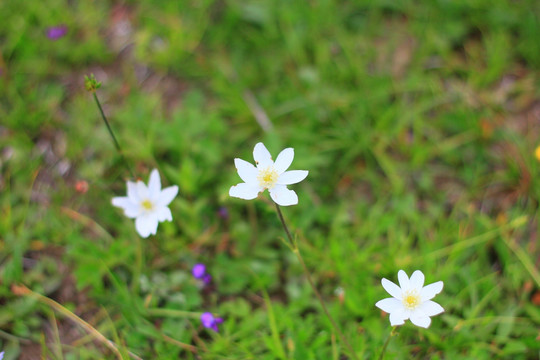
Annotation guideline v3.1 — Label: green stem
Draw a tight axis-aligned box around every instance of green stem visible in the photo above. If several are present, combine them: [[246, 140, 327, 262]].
[[147, 308, 207, 319], [92, 92, 135, 178], [0, 328, 32, 344], [131, 235, 143, 293], [378, 326, 397, 360], [274, 203, 359, 360]]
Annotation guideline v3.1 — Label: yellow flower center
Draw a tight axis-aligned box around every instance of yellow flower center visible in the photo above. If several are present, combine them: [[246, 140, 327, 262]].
[[141, 199, 154, 211], [402, 290, 421, 310], [257, 166, 279, 189]]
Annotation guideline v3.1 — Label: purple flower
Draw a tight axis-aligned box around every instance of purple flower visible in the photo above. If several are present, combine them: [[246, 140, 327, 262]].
[[218, 206, 229, 220], [192, 263, 212, 285], [202, 274, 212, 284], [200, 312, 223, 332], [0, 351, 4, 360], [192, 263, 206, 278], [46, 25, 67, 40]]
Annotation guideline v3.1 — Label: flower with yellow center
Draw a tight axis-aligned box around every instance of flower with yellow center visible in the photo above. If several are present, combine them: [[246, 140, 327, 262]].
[[375, 270, 444, 328], [112, 169, 178, 238], [229, 142, 309, 206]]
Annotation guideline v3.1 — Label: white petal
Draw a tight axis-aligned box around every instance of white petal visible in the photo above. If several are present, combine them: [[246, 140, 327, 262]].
[[269, 185, 298, 206], [389, 308, 408, 326], [157, 186, 178, 207], [155, 207, 173, 222], [419, 300, 444, 316], [277, 170, 309, 185], [381, 278, 402, 300], [375, 298, 402, 314], [148, 169, 162, 198], [398, 270, 410, 291], [112, 196, 131, 209], [136, 181, 149, 199], [410, 310, 431, 328], [253, 142, 273, 168], [420, 281, 444, 301], [229, 183, 261, 200], [127, 181, 140, 202], [234, 158, 258, 184], [274, 148, 294, 173], [135, 214, 158, 238], [409, 270, 425, 290], [111, 197, 140, 218]]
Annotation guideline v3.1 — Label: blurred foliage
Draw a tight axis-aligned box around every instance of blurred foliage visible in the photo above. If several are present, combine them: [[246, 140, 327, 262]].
[[0, 0, 539, 358]]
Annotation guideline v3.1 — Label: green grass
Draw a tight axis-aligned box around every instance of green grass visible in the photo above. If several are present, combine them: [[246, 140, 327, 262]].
[[1, 0, 539, 359]]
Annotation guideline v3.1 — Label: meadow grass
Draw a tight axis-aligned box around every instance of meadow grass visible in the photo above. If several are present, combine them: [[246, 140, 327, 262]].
[[1, 0, 539, 358]]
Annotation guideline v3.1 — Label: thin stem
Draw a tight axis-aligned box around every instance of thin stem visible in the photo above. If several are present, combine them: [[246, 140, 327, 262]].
[[274, 204, 359, 360], [93, 93, 122, 153], [0, 328, 32, 344], [275, 203, 294, 244], [49, 311, 65, 360], [378, 326, 397, 360], [92, 92, 135, 179], [131, 235, 143, 293], [161, 333, 198, 353], [147, 308, 206, 319]]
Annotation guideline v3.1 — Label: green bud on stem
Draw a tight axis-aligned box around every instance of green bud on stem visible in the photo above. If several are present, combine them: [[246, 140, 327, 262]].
[[84, 74, 101, 92]]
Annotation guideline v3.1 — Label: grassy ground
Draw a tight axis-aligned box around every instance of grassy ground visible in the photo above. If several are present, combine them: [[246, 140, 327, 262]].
[[1, 0, 540, 359]]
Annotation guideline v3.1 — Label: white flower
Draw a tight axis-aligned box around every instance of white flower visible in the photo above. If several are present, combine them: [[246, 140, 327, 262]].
[[375, 270, 444, 328], [229, 142, 309, 206], [112, 169, 178, 238]]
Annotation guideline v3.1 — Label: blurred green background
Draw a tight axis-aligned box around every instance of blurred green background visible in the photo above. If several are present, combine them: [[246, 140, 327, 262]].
[[1, 0, 539, 359]]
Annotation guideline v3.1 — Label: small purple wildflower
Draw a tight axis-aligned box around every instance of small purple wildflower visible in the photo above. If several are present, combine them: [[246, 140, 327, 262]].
[[200, 312, 223, 332], [202, 274, 212, 284], [46, 25, 67, 40], [192, 263, 212, 285], [192, 263, 206, 279], [0, 351, 4, 360], [217, 206, 229, 220]]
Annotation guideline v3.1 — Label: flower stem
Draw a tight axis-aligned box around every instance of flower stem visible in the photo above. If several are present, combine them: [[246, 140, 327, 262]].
[[146, 308, 207, 319], [377, 326, 397, 360], [91, 92, 135, 179], [274, 204, 358, 360], [132, 235, 143, 293]]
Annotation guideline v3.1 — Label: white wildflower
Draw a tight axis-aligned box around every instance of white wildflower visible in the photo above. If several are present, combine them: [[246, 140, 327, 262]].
[[112, 169, 178, 238], [375, 270, 444, 328], [229, 142, 308, 206]]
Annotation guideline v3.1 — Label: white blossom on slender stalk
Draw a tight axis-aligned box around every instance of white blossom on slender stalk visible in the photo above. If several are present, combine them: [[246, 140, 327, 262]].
[[229, 142, 308, 206], [112, 169, 178, 238], [375, 270, 444, 328]]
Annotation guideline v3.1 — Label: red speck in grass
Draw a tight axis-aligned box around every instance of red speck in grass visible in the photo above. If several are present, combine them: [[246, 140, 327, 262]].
[[75, 180, 89, 194]]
